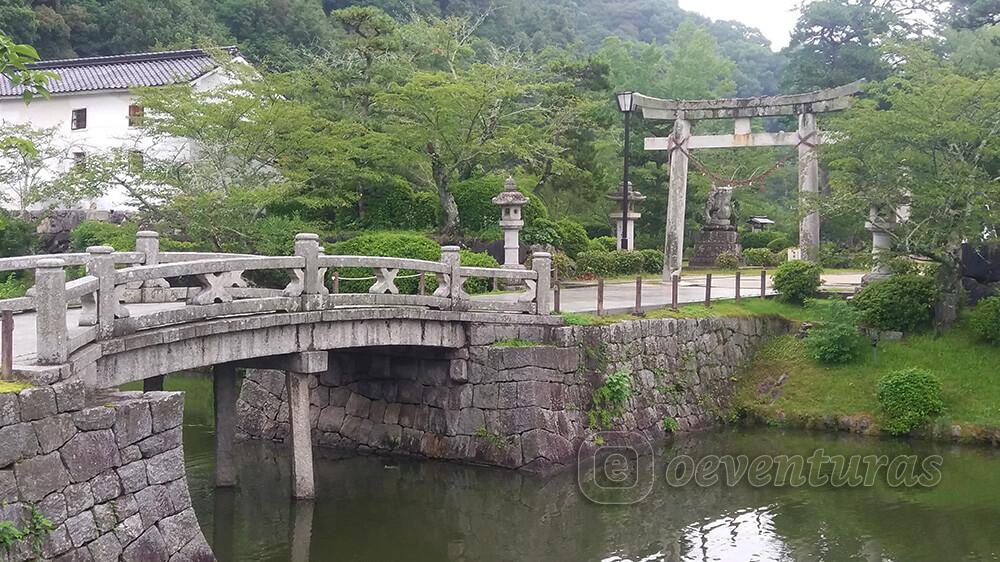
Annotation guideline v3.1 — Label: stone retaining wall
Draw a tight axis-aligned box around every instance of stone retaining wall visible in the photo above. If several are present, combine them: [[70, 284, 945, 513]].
[[236, 316, 790, 474], [0, 383, 211, 562]]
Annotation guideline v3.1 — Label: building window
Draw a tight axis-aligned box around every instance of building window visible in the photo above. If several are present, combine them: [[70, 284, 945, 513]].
[[72, 151, 87, 170], [128, 105, 144, 127], [128, 150, 145, 173], [71, 109, 87, 130]]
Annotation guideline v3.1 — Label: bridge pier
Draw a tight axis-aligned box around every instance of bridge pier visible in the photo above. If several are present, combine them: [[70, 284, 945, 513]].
[[214, 364, 239, 487], [284, 351, 328, 500]]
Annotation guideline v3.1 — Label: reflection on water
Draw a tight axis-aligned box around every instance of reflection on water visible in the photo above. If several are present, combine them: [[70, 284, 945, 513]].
[[166, 374, 1000, 562]]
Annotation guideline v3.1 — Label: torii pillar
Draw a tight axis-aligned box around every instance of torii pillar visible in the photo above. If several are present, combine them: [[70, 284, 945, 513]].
[[635, 80, 864, 279]]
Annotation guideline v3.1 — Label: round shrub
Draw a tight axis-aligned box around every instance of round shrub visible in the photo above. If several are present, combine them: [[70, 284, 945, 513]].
[[639, 249, 663, 274], [772, 260, 822, 303], [610, 250, 644, 275], [70, 220, 138, 251], [740, 230, 785, 249], [743, 247, 776, 267], [452, 175, 547, 235], [554, 218, 589, 259], [588, 236, 617, 253], [329, 232, 441, 294], [804, 300, 864, 364], [522, 218, 561, 247], [876, 368, 944, 435], [766, 235, 792, 252], [458, 249, 499, 294], [714, 252, 740, 270], [969, 296, 1000, 345], [576, 250, 614, 277], [852, 275, 938, 332]]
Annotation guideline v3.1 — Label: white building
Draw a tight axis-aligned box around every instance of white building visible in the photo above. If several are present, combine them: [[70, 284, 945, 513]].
[[0, 47, 243, 211]]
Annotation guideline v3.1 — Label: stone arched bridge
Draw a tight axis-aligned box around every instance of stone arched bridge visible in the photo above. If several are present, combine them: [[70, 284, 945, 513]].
[[1, 231, 557, 499]]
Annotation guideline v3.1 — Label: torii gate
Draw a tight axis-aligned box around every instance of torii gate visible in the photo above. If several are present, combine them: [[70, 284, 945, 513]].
[[634, 80, 864, 279]]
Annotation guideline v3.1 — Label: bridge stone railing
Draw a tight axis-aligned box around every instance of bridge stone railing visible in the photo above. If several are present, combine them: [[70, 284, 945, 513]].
[[0, 232, 551, 367]]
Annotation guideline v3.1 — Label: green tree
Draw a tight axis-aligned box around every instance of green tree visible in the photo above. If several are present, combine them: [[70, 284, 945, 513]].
[[824, 48, 1000, 327]]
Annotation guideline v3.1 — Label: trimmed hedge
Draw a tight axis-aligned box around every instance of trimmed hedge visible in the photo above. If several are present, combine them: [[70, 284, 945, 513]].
[[329, 232, 441, 294], [740, 230, 787, 249], [523, 218, 561, 247], [576, 250, 613, 277], [743, 248, 776, 267], [611, 251, 644, 275], [554, 218, 589, 259], [852, 275, 938, 332], [876, 368, 944, 435], [458, 249, 499, 294], [715, 252, 739, 269], [772, 260, 822, 303], [589, 236, 617, 253], [361, 181, 438, 231], [639, 249, 663, 274], [452, 175, 547, 235], [970, 296, 1000, 345]]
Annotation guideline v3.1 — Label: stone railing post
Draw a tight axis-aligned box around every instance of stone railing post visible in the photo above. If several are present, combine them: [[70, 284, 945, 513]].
[[440, 245, 464, 304], [135, 231, 169, 291], [35, 258, 68, 365], [294, 233, 323, 295], [531, 251, 551, 314], [87, 245, 129, 339]]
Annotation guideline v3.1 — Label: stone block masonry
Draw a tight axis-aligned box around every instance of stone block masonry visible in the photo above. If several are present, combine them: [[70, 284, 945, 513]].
[[0, 383, 213, 562], [236, 316, 790, 474]]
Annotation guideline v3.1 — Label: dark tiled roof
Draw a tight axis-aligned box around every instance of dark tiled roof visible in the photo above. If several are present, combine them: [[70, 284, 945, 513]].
[[0, 47, 240, 97]]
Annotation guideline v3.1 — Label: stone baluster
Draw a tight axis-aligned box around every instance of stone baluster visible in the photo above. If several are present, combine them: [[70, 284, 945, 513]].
[[439, 246, 466, 305], [86, 246, 130, 339], [35, 258, 68, 365], [531, 252, 551, 314], [136, 231, 170, 291], [294, 233, 323, 295]]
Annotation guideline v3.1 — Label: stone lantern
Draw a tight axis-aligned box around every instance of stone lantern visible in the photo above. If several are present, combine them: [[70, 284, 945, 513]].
[[606, 181, 646, 251], [492, 176, 529, 268]]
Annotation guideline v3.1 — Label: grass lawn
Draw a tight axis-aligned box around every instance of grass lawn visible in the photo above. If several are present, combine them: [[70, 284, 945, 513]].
[[559, 296, 827, 326], [734, 319, 1000, 434]]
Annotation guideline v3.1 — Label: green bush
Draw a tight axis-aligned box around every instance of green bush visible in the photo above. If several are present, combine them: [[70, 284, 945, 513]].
[[329, 232, 441, 294], [610, 250, 644, 275], [458, 249, 499, 294], [361, 181, 439, 231], [0, 213, 35, 257], [876, 368, 944, 435], [639, 249, 663, 274], [522, 218, 561, 247], [576, 250, 614, 277], [554, 218, 589, 259], [804, 299, 864, 364], [550, 252, 577, 280], [452, 175, 547, 235], [766, 235, 792, 252], [741, 230, 786, 249], [743, 248, 776, 267], [588, 236, 617, 253], [772, 260, 822, 303], [70, 220, 138, 251], [852, 275, 938, 332], [715, 252, 740, 269], [969, 296, 1000, 345], [0, 273, 29, 299]]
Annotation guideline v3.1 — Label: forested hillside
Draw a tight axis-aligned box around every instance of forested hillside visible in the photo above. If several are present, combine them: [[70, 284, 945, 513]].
[[0, 0, 783, 95]]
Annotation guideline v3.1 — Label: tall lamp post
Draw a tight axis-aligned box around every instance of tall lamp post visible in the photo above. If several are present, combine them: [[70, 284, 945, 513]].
[[616, 91, 635, 251]]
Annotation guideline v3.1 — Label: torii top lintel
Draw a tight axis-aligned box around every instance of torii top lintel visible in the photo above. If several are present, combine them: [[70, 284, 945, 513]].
[[632, 79, 864, 121]]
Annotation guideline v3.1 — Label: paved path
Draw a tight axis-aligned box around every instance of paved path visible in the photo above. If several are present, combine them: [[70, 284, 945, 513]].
[[5, 272, 863, 362]]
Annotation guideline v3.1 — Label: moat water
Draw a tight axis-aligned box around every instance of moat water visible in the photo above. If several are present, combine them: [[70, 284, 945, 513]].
[[162, 374, 1000, 561]]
